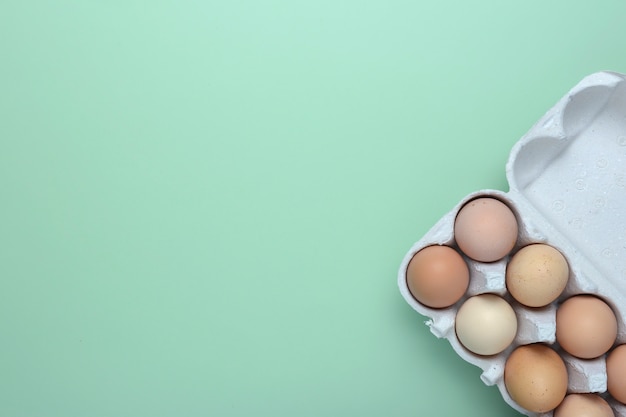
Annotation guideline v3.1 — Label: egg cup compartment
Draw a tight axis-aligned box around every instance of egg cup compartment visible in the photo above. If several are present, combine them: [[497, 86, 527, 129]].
[[399, 71, 626, 417], [514, 304, 556, 345], [466, 258, 508, 297], [562, 354, 607, 393]]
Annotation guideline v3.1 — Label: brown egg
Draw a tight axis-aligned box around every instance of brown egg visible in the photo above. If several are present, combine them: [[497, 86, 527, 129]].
[[454, 197, 518, 262], [504, 344, 568, 413], [406, 245, 469, 309], [556, 295, 617, 359], [506, 244, 569, 307], [554, 394, 614, 417], [607, 344, 626, 404]]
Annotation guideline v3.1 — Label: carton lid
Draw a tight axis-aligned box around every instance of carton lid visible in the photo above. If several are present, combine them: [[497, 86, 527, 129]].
[[507, 71, 626, 305]]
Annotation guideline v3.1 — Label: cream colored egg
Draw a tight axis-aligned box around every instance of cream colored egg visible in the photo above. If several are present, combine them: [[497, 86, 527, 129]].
[[455, 294, 517, 355]]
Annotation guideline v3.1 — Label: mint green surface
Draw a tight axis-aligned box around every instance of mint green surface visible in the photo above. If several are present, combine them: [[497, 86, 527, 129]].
[[2, 2, 626, 416]]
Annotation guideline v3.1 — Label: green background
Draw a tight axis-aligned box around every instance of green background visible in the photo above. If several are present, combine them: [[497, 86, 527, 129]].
[[1, 1, 625, 416]]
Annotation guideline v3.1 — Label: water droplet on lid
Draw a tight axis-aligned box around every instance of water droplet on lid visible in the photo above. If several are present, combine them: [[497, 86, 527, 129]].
[[570, 218, 583, 229], [575, 179, 586, 190], [594, 197, 606, 208], [552, 200, 565, 212]]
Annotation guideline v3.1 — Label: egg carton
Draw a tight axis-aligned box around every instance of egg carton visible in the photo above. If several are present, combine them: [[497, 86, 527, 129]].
[[398, 71, 626, 416]]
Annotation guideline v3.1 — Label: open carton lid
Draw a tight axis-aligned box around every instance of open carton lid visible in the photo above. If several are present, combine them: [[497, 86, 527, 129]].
[[399, 71, 626, 417], [507, 71, 626, 322]]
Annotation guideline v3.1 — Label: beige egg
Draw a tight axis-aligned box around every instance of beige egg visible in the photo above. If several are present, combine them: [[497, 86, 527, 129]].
[[406, 245, 469, 309], [504, 344, 568, 413], [454, 197, 518, 262], [607, 344, 626, 404], [455, 294, 517, 355], [506, 244, 569, 307], [556, 295, 617, 359], [554, 394, 614, 417]]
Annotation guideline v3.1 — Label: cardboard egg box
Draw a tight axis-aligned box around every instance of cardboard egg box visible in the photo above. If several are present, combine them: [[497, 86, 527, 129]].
[[398, 71, 626, 417]]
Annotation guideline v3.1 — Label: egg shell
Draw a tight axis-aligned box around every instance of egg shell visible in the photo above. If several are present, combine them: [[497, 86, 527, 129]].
[[454, 198, 519, 262], [506, 244, 569, 307], [406, 245, 469, 308], [455, 294, 517, 356], [607, 344, 626, 404], [398, 71, 626, 417], [504, 344, 568, 413], [556, 295, 618, 359], [554, 394, 615, 417]]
